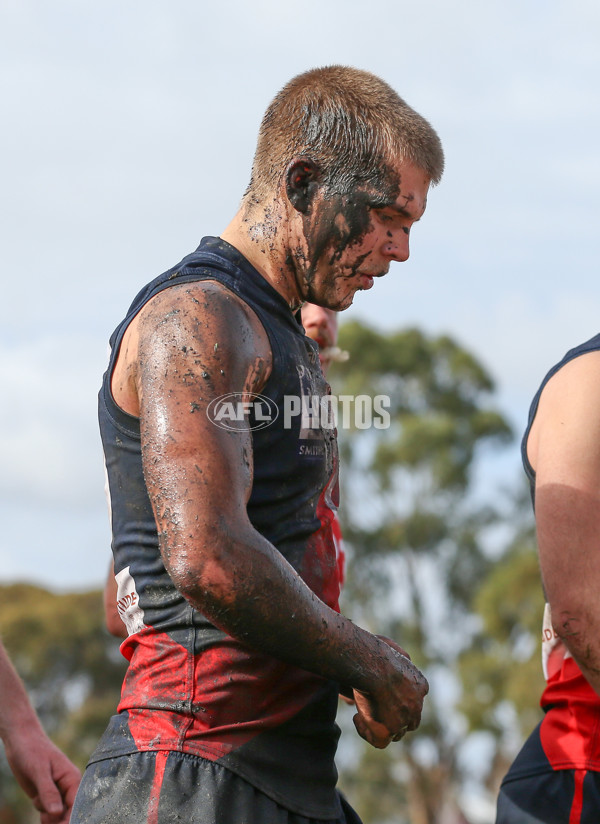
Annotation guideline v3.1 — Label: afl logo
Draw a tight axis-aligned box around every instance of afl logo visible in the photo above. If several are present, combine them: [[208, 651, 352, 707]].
[[206, 393, 279, 431]]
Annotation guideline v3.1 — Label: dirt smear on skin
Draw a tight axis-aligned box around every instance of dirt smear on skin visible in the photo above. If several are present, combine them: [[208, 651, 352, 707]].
[[298, 162, 402, 301]]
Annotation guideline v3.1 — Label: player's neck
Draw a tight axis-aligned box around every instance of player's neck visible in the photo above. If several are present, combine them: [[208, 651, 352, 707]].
[[221, 202, 303, 311]]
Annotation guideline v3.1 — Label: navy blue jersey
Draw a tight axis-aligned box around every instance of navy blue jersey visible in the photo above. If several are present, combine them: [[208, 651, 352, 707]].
[[96, 237, 343, 818]]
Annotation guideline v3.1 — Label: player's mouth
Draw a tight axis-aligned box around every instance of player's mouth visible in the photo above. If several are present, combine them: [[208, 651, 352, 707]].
[[357, 269, 387, 291]]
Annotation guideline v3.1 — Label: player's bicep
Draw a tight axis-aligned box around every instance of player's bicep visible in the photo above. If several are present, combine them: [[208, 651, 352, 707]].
[[136, 286, 266, 572], [141, 384, 254, 535]]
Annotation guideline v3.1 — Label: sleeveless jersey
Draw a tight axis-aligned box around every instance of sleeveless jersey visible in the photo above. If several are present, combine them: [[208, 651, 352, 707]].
[[95, 237, 343, 818], [521, 332, 600, 772]]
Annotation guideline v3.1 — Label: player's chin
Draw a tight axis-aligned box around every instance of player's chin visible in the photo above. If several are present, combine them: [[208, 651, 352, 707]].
[[334, 293, 355, 311], [334, 284, 362, 310], [344, 283, 374, 307]]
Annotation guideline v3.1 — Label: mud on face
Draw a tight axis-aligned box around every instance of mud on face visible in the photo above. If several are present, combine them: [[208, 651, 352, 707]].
[[299, 161, 402, 302]]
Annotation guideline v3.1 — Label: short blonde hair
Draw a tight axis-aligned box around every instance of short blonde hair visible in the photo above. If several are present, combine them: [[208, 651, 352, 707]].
[[244, 65, 444, 204]]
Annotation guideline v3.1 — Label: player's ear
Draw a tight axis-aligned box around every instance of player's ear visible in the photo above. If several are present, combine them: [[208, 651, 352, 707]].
[[285, 159, 321, 214]]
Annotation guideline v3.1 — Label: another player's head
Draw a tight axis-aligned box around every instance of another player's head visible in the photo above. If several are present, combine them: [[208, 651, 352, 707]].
[[243, 66, 444, 312], [301, 303, 345, 378]]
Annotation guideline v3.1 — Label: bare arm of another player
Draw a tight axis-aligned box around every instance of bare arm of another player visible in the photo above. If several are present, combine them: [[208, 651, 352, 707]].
[[129, 283, 427, 748], [0, 640, 81, 823], [527, 351, 600, 695]]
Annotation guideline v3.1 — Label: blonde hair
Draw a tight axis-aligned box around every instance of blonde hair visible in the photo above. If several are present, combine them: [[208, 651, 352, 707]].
[[244, 65, 444, 205]]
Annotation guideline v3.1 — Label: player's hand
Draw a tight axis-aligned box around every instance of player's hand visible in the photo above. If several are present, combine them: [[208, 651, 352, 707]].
[[375, 635, 411, 660], [351, 637, 428, 749], [5, 729, 81, 823], [340, 638, 412, 710]]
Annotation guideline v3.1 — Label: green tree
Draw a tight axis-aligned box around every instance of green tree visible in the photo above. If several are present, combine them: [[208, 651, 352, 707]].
[[0, 583, 125, 823], [330, 321, 515, 824]]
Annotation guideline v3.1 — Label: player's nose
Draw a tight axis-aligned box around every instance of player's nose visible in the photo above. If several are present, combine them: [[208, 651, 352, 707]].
[[383, 229, 410, 263]]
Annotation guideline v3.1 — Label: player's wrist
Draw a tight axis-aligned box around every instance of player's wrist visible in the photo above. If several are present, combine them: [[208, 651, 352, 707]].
[[349, 631, 398, 696]]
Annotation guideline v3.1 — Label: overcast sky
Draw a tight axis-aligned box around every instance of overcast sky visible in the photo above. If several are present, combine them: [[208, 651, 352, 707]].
[[1, 0, 599, 590]]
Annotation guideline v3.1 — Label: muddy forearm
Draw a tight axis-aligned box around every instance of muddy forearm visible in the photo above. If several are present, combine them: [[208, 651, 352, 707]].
[[167, 527, 391, 694]]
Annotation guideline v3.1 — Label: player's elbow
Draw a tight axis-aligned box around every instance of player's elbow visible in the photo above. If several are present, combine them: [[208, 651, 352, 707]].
[[550, 598, 598, 658], [168, 549, 235, 615]]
